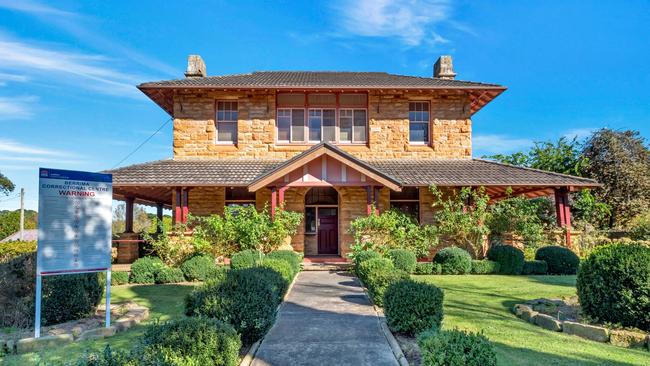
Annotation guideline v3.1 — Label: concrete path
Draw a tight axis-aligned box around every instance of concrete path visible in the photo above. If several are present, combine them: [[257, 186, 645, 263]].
[[251, 271, 399, 366]]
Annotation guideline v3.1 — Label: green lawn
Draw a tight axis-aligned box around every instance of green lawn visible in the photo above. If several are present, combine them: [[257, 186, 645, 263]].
[[414, 275, 650, 366], [2, 283, 197, 366]]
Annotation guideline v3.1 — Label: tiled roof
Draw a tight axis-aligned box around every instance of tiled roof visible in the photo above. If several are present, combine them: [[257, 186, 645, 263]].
[[105, 157, 599, 188], [139, 71, 504, 89]]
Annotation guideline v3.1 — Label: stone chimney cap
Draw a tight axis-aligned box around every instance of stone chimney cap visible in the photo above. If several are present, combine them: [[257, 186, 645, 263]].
[[433, 55, 456, 80], [185, 55, 206, 78]]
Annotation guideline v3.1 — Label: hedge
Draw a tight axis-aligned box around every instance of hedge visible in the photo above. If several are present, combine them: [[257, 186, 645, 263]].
[[358, 257, 410, 306], [577, 243, 650, 331], [42, 272, 104, 325], [535, 246, 580, 275], [0, 240, 36, 262], [433, 247, 472, 275], [414, 262, 436, 275], [260, 258, 294, 295], [353, 250, 382, 275], [130, 257, 166, 284], [111, 271, 130, 285], [180, 254, 218, 281], [155, 266, 186, 284], [522, 260, 548, 275], [470, 260, 500, 274], [486, 245, 524, 274], [418, 328, 497, 366], [387, 249, 417, 274], [230, 249, 264, 270], [266, 250, 302, 276], [384, 279, 444, 335]]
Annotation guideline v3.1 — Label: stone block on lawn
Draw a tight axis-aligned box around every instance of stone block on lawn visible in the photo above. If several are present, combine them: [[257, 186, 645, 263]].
[[513, 304, 533, 317], [609, 329, 647, 349], [16, 334, 73, 354], [520, 308, 538, 324], [534, 313, 562, 332], [78, 326, 117, 341], [114, 318, 137, 332], [562, 321, 609, 342]]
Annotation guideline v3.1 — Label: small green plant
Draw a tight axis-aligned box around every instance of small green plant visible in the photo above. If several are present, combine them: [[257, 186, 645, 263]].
[[386, 249, 417, 273], [418, 328, 497, 366], [383, 279, 444, 335], [522, 260, 548, 275], [111, 271, 130, 285], [470, 260, 500, 274], [486, 245, 525, 275], [353, 250, 382, 276], [577, 242, 650, 331], [155, 266, 185, 284], [68, 345, 132, 366], [141, 227, 194, 267], [433, 247, 472, 274], [129, 256, 166, 284], [535, 246, 580, 275], [230, 249, 264, 269], [180, 254, 217, 281]]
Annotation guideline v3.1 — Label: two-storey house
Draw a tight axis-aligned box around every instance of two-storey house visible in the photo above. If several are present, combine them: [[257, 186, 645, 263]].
[[108, 55, 598, 262]]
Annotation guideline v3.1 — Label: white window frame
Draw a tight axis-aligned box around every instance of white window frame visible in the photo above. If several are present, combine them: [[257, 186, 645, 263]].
[[308, 108, 337, 143], [277, 108, 307, 143], [338, 108, 368, 144], [216, 101, 238, 144], [408, 101, 430, 145]]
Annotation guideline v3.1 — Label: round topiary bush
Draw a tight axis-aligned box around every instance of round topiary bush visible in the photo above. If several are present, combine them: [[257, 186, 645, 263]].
[[383, 279, 444, 335], [155, 266, 186, 284], [130, 256, 166, 284], [230, 249, 264, 270], [577, 243, 650, 331], [418, 328, 497, 366], [522, 260, 548, 275], [42, 272, 104, 325], [185, 267, 284, 344], [433, 247, 472, 274], [535, 246, 580, 275], [138, 317, 241, 366], [353, 250, 382, 275], [470, 260, 501, 274], [486, 245, 524, 274], [266, 250, 302, 276], [387, 249, 417, 274], [180, 254, 217, 281], [357, 257, 393, 283]]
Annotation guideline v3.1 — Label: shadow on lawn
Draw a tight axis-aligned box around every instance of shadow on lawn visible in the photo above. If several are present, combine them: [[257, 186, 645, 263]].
[[494, 341, 648, 366], [524, 275, 577, 288]]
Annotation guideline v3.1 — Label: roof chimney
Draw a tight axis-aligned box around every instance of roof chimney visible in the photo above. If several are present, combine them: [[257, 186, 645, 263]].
[[433, 55, 456, 80], [185, 55, 206, 78]]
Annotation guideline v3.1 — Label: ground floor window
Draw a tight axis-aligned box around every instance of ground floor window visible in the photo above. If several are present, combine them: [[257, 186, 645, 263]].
[[225, 187, 256, 207], [390, 187, 420, 222]]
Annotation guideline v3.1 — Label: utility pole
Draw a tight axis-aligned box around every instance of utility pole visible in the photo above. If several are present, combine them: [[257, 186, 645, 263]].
[[20, 188, 24, 241]]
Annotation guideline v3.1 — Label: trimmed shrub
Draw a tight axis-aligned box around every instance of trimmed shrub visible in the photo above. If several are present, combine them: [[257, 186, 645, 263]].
[[522, 260, 548, 275], [138, 317, 241, 366], [486, 245, 524, 275], [42, 272, 104, 325], [387, 249, 417, 274], [155, 266, 185, 284], [577, 243, 650, 331], [535, 246, 580, 275], [470, 260, 500, 275], [414, 262, 434, 275], [180, 254, 217, 281], [0, 240, 36, 262], [433, 247, 472, 275], [185, 267, 284, 344], [384, 279, 444, 335], [357, 257, 393, 283], [353, 250, 382, 275], [129, 257, 165, 284], [68, 345, 132, 366], [112, 271, 130, 285], [260, 258, 294, 292], [230, 249, 264, 270], [418, 328, 497, 366], [266, 250, 302, 276]]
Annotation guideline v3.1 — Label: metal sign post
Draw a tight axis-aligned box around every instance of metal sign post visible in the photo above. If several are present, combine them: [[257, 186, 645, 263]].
[[35, 168, 113, 338]]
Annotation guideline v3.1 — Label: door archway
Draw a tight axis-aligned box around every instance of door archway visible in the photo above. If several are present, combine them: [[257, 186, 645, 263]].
[[304, 187, 339, 255]]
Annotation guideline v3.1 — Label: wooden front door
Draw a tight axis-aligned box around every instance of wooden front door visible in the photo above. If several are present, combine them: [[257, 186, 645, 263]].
[[317, 207, 338, 254]]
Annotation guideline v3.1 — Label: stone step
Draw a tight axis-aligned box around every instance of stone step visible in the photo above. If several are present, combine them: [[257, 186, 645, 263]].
[[302, 262, 352, 271]]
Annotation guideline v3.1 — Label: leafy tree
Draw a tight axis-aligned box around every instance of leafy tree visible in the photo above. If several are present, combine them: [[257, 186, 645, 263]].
[[0, 171, 14, 196], [112, 203, 153, 234], [487, 190, 546, 246], [487, 137, 588, 176], [0, 210, 38, 240], [583, 129, 650, 227], [430, 186, 491, 258]]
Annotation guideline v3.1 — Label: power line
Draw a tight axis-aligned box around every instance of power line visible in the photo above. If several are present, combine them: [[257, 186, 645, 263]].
[[0, 193, 20, 202], [111, 117, 172, 169]]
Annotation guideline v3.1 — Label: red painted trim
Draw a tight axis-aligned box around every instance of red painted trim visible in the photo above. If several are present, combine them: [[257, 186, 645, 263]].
[[373, 186, 381, 215], [554, 187, 572, 248], [41, 268, 108, 275], [278, 186, 286, 207], [175, 188, 182, 225], [271, 187, 277, 219], [366, 185, 372, 216], [182, 188, 189, 224]]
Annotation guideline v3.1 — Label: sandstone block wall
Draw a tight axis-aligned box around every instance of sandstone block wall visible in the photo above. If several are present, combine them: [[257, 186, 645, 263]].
[[172, 90, 472, 160]]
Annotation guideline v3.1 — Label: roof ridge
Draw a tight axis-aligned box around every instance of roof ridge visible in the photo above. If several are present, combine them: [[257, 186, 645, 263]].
[[474, 158, 599, 184]]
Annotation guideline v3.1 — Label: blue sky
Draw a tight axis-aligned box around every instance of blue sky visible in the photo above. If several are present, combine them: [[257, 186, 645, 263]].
[[0, 0, 648, 210]]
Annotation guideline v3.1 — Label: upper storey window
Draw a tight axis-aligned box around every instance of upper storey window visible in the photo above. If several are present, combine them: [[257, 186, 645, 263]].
[[276, 93, 367, 144], [216, 101, 238, 144], [409, 101, 430, 144]]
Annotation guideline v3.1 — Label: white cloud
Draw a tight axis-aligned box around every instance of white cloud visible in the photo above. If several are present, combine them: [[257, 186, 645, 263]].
[[0, 138, 76, 157], [473, 134, 533, 155], [0, 35, 147, 98], [333, 0, 454, 46], [0, 0, 74, 17], [0, 96, 37, 119], [563, 127, 596, 140]]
